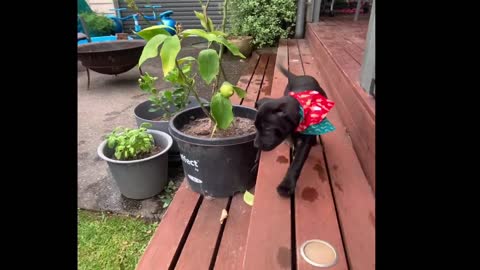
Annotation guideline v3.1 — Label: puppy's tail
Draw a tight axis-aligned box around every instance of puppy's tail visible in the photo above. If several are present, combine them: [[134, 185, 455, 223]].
[[277, 59, 296, 82]]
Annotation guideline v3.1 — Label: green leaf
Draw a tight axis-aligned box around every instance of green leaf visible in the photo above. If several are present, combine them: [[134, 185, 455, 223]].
[[137, 25, 172, 41], [177, 56, 196, 65], [207, 17, 215, 32], [182, 65, 192, 76], [107, 137, 116, 149], [181, 29, 217, 42], [138, 34, 169, 67], [173, 88, 185, 96], [164, 68, 180, 83], [181, 29, 207, 39], [243, 190, 254, 206], [160, 35, 181, 77], [194, 11, 209, 31], [210, 93, 233, 129], [140, 122, 153, 129], [211, 30, 228, 37], [129, 135, 137, 144], [163, 91, 173, 102], [198, 49, 219, 85], [233, 86, 247, 98], [192, 10, 214, 32], [162, 201, 169, 208], [148, 96, 159, 103], [215, 36, 246, 58]]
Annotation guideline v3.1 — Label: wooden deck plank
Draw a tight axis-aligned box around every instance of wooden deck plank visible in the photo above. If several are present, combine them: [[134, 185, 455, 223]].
[[331, 47, 361, 86], [175, 197, 230, 270], [213, 193, 251, 270], [294, 39, 349, 270], [342, 25, 367, 50], [311, 24, 363, 89], [230, 52, 261, 105], [241, 54, 269, 105], [294, 145, 349, 270], [298, 38, 375, 270], [243, 39, 292, 270], [243, 144, 292, 270], [310, 23, 369, 97], [344, 42, 364, 65], [214, 53, 273, 270], [259, 54, 277, 97], [242, 54, 275, 108], [136, 182, 201, 270], [287, 39, 304, 75], [321, 111, 376, 270]]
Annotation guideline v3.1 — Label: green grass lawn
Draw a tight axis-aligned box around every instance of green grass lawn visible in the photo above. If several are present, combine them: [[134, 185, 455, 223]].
[[78, 210, 158, 270]]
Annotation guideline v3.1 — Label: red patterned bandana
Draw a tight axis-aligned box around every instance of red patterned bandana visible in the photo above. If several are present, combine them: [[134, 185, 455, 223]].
[[289, 90, 335, 133]]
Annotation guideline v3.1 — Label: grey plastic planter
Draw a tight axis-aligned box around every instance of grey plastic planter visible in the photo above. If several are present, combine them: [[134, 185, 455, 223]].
[[134, 96, 208, 162], [97, 129, 173, 200]]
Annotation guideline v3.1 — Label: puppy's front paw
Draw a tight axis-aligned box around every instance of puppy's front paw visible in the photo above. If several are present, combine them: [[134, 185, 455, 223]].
[[277, 180, 295, 197]]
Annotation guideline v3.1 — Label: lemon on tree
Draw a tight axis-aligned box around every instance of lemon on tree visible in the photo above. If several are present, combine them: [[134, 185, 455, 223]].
[[220, 82, 235, 98]]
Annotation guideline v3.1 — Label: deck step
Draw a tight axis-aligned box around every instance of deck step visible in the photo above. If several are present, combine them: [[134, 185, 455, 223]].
[[305, 23, 375, 192], [298, 37, 376, 270]]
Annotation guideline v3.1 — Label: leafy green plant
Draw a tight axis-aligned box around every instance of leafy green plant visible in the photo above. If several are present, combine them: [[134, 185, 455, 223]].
[[158, 181, 178, 208], [136, 0, 247, 135], [228, 0, 297, 48], [106, 123, 155, 160], [138, 72, 191, 119], [79, 12, 115, 37]]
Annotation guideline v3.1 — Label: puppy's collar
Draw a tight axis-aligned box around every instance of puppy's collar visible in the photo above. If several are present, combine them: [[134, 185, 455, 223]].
[[289, 90, 336, 135]]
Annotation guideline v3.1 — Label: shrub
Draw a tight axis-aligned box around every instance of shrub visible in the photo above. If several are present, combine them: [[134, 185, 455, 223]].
[[79, 12, 115, 37], [228, 0, 297, 48]]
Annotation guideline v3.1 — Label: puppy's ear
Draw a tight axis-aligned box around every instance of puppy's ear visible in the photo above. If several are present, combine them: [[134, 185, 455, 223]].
[[255, 98, 274, 109], [272, 101, 288, 116], [272, 98, 300, 126]]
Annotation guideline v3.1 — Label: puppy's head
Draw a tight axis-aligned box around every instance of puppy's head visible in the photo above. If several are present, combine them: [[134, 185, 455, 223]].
[[253, 96, 300, 151]]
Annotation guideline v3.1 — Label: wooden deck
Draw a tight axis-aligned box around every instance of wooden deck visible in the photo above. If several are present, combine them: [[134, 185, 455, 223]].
[[306, 15, 376, 192], [136, 32, 375, 269]]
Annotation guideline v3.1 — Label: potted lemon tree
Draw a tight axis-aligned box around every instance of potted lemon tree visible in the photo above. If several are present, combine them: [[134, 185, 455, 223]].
[[136, 0, 258, 197]]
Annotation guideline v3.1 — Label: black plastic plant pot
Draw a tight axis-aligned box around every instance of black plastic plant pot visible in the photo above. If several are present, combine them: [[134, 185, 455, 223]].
[[134, 96, 208, 163], [97, 130, 173, 200], [168, 105, 259, 197]]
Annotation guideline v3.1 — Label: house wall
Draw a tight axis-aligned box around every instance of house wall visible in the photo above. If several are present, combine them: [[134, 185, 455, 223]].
[[87, 0, 116, 16], [117, 0, 226, 31]]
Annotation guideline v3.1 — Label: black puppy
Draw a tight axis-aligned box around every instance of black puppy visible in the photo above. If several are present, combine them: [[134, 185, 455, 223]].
[[254, 65, 333, 197]]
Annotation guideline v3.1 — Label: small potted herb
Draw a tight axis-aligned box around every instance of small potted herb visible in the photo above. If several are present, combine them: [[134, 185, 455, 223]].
[[133, 71, 207, 162], [97, 123, 173, 199]]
